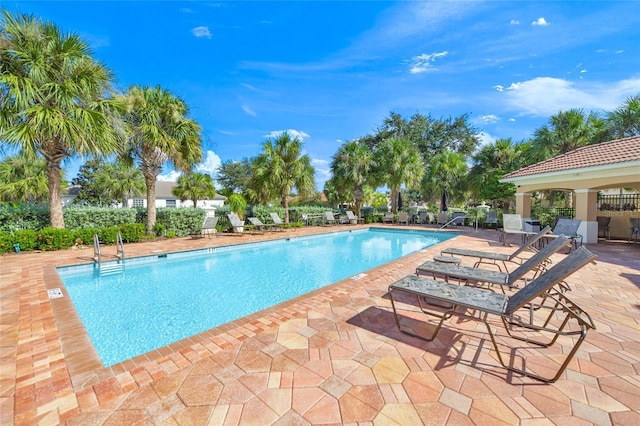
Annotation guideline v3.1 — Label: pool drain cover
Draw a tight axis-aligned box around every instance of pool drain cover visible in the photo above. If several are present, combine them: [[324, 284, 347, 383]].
[[48, 288, 63, 299]]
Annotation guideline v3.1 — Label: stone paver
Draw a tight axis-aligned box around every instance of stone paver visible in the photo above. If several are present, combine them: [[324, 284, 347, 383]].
[[1, 223, 639, 425]]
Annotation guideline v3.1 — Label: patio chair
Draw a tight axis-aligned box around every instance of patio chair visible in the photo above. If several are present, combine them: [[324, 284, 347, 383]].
[[346, 210, 363, 224], [416, 235, 569, 292], [451, 211, 466, 226], [499, 214, 533, 246], [417, 211, 428, 224], [324, 211, 337, 226], [437, 212, 448, 226], [440, 226, 552, 272], [542, 218, 582, 252], [247, 217, 277, 234], [596, 216, 611, 240], [268, 212, 287, 231], [630, 217, 640, 244], [383, 212, 394, 224], [227, 213, 245, 235], [397, 212, 409, 225], [388, 245, 597, 382], [483, 209, 498, 229], [192, 214, 218, 239]]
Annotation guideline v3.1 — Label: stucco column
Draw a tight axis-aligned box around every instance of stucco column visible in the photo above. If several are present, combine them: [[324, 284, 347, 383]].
[[574, 189, 598, 244], [515, 192, 532, 218]]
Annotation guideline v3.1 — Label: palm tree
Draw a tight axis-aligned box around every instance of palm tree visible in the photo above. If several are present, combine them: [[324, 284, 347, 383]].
[[0, 155, 60, 203], [606, 95, 640, 138], [249, 132, 316, 223], [173, 172, 216, 208], [98, 162, 145, 207], [0, 11, 124, 227], [422, 151, 468, 211], [373, 137, 423, 213], [121, 85, 203, 234], [330, 140, 376, 217]]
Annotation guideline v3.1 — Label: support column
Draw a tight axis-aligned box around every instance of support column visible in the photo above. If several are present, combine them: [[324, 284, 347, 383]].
[[515, 192, 532, 218], [575, 189, 599, 244]]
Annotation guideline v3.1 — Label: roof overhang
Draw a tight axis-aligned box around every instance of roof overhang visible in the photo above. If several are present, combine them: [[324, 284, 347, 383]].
[[500, 160, 640, 193]]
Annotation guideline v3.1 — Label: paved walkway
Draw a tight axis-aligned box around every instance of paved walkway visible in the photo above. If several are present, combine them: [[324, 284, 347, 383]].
[[1, 224, 639, 425]]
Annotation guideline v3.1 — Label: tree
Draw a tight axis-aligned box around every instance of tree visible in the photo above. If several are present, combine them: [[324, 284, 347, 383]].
[[527, 108, 606, 164], [373, 137, 423, 213], [422, 151, 468, 211], [0, 11, 124, 227], [249, 132, 316, 223], [0, 155, 60, 203], [121, 85, 203, 234], [173, 172, 216, 208], [73, 159, 145, 207], [606, 94, 640, 139], [72, 159, 114, 206], [468, 139, 526, 210], [330, 140, 376, 217], [216, 158, 252, 196]]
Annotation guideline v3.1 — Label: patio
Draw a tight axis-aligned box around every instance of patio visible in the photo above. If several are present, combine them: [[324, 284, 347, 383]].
[[1, 224, 639, 425]]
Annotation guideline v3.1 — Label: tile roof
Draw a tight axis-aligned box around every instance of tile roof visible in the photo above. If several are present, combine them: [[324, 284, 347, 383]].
[[502, 136, 640, 179]]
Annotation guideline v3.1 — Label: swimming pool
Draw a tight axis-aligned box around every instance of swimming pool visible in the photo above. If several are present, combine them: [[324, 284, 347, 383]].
[[57, 227, 455, 366]]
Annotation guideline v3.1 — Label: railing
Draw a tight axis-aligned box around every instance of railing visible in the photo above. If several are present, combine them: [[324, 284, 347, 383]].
[[93, 232, 125, 264], [598, 194, 639, 212]]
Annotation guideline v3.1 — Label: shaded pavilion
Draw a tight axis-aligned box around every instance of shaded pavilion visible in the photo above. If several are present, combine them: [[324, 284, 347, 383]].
[[500, 136, 640, 243]]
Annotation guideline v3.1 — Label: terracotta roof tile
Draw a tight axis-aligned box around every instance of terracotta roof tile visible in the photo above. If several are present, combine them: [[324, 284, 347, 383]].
[[503, 136, 640, 179]]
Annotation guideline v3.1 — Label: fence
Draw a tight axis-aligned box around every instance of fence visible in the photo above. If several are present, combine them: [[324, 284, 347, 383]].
[[598, 194, 639, 212]]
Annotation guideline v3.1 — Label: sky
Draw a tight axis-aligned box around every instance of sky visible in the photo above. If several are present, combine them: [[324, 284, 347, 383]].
[[3, 0, 640, 191]]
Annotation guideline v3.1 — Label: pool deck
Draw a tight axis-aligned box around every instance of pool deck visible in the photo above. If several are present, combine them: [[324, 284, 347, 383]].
[[1, 223, 639, 425]]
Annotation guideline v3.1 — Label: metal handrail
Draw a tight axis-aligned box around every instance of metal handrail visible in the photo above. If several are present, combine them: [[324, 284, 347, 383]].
[[116, 232, 125, 260], [93, 234, 101, 264]]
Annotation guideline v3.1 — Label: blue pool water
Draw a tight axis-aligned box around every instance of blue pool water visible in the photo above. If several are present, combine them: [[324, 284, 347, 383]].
[[57, 228, 455, 366]]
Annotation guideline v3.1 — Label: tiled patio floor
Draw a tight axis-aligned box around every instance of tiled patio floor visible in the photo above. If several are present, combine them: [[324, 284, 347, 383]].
[[1, 224, 639, 425]]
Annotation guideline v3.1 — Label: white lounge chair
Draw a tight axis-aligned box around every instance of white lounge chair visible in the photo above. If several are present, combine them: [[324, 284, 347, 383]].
[[269, 212, 286, 231]]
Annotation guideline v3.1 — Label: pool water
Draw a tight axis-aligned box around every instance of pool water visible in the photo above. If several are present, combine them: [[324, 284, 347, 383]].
[[57, 228, 455, 366]]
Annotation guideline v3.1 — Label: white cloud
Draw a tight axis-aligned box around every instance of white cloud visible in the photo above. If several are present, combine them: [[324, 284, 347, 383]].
[[191, 26, 211, 38], [478, 114, 500, 124], [264, 129, 310, 140], [510, 19, 520, 25], [241, 105, 256, 117], [196, 150, 222, 175], [477, 131, 497, 148], [493, 84, 504, 92], [531, 17, 550, 26], [501, 76, 640, 116], [408, 51, 448, 74], [157, 170, 182, 182]]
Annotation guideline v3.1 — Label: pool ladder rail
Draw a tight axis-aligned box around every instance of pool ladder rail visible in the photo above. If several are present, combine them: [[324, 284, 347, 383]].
[[93, 232, 125, 275]]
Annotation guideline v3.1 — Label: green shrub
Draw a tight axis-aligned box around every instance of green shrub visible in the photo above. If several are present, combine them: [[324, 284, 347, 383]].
[[118, 223, 146, 242], [98, 226, 121, 245], [63, 206, 137, 229], [72, 227, 101, 245], [36, 228, 75, 251], [0, 204, 50, 232]]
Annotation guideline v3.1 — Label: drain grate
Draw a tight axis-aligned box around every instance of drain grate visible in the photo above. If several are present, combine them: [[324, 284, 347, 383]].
[[47, 288, 63, 299]]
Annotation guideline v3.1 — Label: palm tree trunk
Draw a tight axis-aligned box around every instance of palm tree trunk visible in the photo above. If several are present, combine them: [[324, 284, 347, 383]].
[[145, 175, 157, 235], [47, 159, 65, 228], [282, 195, 289, 223]]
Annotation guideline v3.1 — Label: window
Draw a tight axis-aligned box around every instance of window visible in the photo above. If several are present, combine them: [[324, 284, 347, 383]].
[[132, 199, 144, 208], [166, 199, 177, 208]]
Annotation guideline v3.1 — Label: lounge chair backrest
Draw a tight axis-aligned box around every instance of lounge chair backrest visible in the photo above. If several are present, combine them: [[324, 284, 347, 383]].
[[248, 217, 262, 226], [326, 211, 336, 220], [502, 214, 523, 231], [203, 216, 218, 229], [346, 211, 357, 220], [553, 218, 581, 237], [398, 212, 408, 221], [508, 235, 568, 283], [270, 212, 283, 225], [509, 225, 552, 259], [506, 246, 596, 313], [228, 213, 243, 226], [485, 210, 497, 224], [451, 211, 465, 224]]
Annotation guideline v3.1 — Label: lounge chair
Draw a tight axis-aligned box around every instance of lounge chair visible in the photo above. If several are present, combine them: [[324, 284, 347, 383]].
[[451, 211, 466, 226], [483, 209, 498, 229], [388, 245, 597, 382], [383, 212, 394, 224], [346, 210, 363, 224], [191, 214, 218, 239], [227, 212, 245, 235], [437, 212, 448, 226], [268, 212, 286, 231], [417, 211, 428, 224], [542, 218, 582, 252], [499, 214, 534, 246], [397, 212, 409, 225], [247, 217, 277, 234], [324, 211, 337, 226], [416, 235, 569, 292], [440, 226, 552, 272]]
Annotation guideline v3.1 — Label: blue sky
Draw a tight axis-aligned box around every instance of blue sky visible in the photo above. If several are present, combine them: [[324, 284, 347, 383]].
[[3, 1, 640, 190]]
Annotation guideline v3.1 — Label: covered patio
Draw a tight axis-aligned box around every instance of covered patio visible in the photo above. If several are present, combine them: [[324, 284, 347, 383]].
[[501, 136, 640, 244]]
